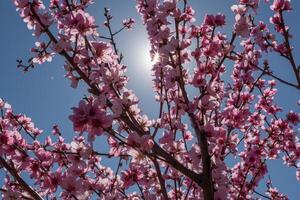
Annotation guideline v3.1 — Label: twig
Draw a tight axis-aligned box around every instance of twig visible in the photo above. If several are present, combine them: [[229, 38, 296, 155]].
[[0, 157, 43, 200]]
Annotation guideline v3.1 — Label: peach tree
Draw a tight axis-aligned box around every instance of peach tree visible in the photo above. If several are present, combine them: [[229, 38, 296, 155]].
[[1, 0, 299, 199]]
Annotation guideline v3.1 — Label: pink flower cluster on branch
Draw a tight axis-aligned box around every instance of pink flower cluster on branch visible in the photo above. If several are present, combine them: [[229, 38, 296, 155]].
[[1, 0, 299, 199]]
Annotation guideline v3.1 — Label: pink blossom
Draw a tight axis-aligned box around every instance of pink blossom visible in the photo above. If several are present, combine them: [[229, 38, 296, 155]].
[[13, 0, 29, 8], [234, 15, 250, 37], [204, 14, 225, 26], [69, 100, 91, 133], [270, 0, 292, 12], [69, 100, 112, 141], [121, 170, 135, 189], [231, 4, 247, 15], [86, 108, 112, 140], [122, 18, 135, 29], [286, 111, 300, 125], [65, 9, 96, 36], [91, 41, 113, 63], [204, 42, 221, 57], [182, 6, 195, 22]]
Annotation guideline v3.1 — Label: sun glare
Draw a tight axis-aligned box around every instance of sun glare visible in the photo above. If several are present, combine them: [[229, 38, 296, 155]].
[[136, 44, 159, 69]]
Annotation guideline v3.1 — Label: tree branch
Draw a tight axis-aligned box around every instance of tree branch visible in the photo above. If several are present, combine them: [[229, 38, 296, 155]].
[[0, 157, 43, 200]]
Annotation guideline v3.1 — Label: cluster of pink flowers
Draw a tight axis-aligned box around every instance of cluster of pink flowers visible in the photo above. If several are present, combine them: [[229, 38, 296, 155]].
[[204, 14, 226, 27], [0, 99, 126, 199], [122, 18, 135, 29], [2, 0, 299, 199], [69, 99, 112, 142]]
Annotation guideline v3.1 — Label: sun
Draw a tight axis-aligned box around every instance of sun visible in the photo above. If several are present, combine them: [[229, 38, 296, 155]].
[[135, 43, 159, 69]]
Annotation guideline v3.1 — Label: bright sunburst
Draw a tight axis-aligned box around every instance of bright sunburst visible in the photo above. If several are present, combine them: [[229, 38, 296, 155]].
[[135, 44, 159, 69]]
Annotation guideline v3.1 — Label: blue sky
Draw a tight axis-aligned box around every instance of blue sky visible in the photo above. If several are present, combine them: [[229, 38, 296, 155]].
[[0, 0, 299, 198]]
